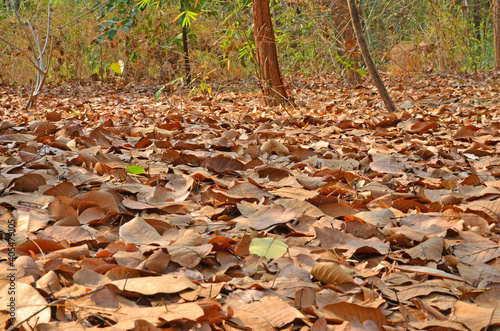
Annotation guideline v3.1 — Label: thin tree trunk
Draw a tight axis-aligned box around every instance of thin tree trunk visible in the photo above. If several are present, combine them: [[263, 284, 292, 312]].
[[494, 0, 500, 69], [472, 0, 481, 41], [253, 0, 288, 105], [182, 25, 192, 85], [347, 0, 396, 112]]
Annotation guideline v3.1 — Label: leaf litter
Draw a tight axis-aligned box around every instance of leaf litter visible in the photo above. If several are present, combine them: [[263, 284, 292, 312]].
[[0, 72, 500, 330]]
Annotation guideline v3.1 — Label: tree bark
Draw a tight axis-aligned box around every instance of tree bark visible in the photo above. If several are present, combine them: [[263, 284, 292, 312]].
[[253, 0, 288, 105], [332, 0, 361, 85], [494, 0, 500, 70], [471, 0, 482, 41], [347, 0, 396, 112]]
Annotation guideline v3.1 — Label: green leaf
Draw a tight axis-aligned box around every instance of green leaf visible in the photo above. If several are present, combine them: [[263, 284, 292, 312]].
[[356, 68, 367, 76], [154, 86, 165, 101], [126, 165, 145, 175], [110, 62, 123, 75], [249, 237, 288, 260]]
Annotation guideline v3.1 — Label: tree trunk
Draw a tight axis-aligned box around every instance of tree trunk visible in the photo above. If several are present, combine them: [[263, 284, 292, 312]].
[[332, 0, 361, 85], [253, 0, 288, 105], [182, 25, 192, 85], [347, 0, 396, 112], [494, 0, 500, 69], [472, 0, 482, 41]]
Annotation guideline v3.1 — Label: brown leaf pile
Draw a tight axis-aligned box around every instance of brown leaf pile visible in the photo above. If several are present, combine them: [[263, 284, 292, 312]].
[[1, 73, 500, 331]]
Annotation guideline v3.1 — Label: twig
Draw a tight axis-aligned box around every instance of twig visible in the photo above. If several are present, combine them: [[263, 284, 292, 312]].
[[0, 35, 45, 75], [9, 0, 37, 61], [6, 286, 106, 331]]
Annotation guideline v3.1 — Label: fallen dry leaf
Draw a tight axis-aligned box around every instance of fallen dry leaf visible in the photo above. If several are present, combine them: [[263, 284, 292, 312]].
[[1, 73, 500, 329]]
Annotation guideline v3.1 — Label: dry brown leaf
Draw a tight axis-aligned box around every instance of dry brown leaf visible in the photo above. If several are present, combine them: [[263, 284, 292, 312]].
[[409, 320, 468, 331], [17, 239, 65, 254], [453, 243, 500, 265], [394, 266, 464, 281], [36, 270, 62, 293], [71, 191, 119, 213], [30, 121, 57, 133], [15, 208, 52, 232], [399, 214, 454, 236], [404, 236, 443, 261], [202, 155, 244, 173], [74, 269, 111, 286], [42, 225, 94, 242], [257, 166, 290, 180], [227, 182, 273, 200], [44, 244, 90, 260], [0, 281, 51, 328], [453, 300, 496, 331], [78, 206, 106, 224], [167, 244, 213, 268], [315, 226, 389, 257], [319, 302, 387, 328], [369, 155, 405, 175], [354, 209, 394, 226], [243, 204, 296, 230], [48, 199, 78, 219], [136, 248, 171, 273], [465, 199, 500, 222], [409, 120, 438, 134], [392, 196, 430, 213], [225, 295, 298, 330], [4, 73, 500, 331], [10, 173, 47, 192], [43, 181, 79, 197], [119, 216, 169, 246], [311, 262, 354, 284], [457, 262, 500, 286], [276, 198, 325, 218], [261, 138, 289, 156], [109, 274, 196, 294], [319, 203, 357, 219], [46, 111, 62, 122], [105, 266, 143, 280]]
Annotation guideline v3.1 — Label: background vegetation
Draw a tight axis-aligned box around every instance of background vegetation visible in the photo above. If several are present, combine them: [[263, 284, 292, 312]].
[[0, 0, 494, 88]]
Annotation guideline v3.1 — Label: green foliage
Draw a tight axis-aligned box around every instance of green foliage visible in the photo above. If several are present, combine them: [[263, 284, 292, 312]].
[[361, 0, 494, 73], [219, 0, 255, 70], [173, 9, 198, 28], [0, 0, 496, 86], [199, 79, 211, 94], [154, 86, 165, 101], [95, 0, 145, 43]]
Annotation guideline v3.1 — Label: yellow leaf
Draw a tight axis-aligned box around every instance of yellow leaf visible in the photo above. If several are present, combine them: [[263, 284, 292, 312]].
[[110, 62, 122, 75], [172, 11, 185, 23]]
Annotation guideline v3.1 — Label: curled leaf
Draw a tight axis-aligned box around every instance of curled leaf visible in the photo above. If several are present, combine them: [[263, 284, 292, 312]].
[[311, 262, 354, 284], [261, 139, 289, 156]]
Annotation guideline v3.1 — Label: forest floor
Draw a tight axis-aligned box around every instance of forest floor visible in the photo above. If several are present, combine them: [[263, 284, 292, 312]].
[[0, 72, 500, 331]]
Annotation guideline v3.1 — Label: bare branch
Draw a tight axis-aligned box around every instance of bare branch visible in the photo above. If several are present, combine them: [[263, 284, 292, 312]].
[[9, 0, 38, 61], [43, 2, 51, 54], [0, 35, 45, 74]]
